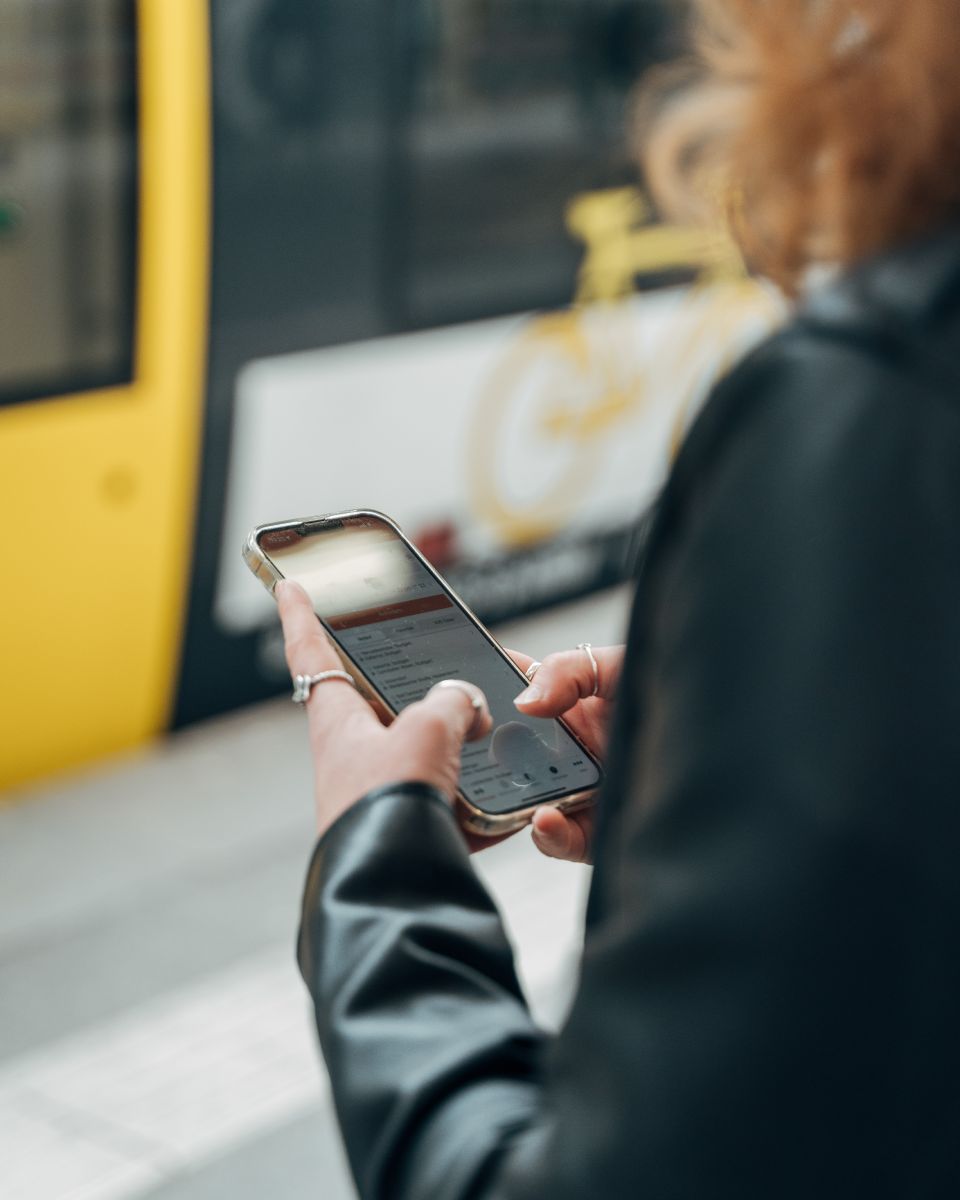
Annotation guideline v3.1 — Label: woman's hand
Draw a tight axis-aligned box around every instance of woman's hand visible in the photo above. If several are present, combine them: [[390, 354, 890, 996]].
[[277, 580, 493, 840], [507, 643, 624, 864]]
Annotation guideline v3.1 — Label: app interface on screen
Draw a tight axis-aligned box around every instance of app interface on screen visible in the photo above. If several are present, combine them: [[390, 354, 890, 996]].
[[262, 520, 601, 814]]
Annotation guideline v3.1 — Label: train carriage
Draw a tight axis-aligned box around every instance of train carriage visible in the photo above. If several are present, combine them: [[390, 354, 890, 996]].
[[0, 0, 779, 791]]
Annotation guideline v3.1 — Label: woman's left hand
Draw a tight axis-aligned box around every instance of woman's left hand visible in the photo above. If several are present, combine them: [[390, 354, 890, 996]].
[[277, 580, 493, 840]]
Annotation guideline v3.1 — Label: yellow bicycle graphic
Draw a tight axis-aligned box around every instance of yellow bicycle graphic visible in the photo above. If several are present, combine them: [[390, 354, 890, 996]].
[[468, 187, 784, 547]]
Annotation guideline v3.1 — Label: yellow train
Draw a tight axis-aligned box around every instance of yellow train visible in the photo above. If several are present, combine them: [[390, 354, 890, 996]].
[[1, 1, 208, 791], [0, 0, 778, 792]]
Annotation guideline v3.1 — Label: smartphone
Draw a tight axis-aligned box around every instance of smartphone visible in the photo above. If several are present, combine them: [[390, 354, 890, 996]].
[[243, 509, 602, 835]]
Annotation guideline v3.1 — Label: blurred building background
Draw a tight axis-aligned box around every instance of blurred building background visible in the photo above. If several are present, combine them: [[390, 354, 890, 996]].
[[1, 2, 781, 1197]]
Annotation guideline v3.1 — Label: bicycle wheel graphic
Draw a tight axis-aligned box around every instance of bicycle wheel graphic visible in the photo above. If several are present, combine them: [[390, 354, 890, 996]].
[[665, 280, 785, 457], [467, 311, 642, 548]]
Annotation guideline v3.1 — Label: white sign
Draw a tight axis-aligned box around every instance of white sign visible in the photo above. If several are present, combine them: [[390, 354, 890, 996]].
[[217, 283, 781, 633]]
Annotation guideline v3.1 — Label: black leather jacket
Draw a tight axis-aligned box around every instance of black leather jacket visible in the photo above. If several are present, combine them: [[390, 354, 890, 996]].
[[298, 227, 960, 1199]]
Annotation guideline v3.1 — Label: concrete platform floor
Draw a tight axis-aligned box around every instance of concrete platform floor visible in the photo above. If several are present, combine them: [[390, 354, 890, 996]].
[[1, 587, 631, 1200]]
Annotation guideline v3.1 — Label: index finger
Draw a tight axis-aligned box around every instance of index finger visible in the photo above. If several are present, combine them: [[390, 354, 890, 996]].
[[277, 580, 378, 728]]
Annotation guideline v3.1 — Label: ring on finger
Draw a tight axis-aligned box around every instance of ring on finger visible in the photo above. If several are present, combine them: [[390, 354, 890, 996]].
[[434, 679, 486, 736], [524, 660, 542, 682], [292, 670, 358, 704], [576, 642, 600, 697]]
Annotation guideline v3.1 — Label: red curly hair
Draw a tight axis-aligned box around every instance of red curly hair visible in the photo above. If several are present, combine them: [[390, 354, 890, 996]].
[[641, 0, 960, 293]]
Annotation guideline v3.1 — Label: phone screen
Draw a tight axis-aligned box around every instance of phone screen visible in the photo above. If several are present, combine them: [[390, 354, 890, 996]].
[[258, 514, 601, 815]]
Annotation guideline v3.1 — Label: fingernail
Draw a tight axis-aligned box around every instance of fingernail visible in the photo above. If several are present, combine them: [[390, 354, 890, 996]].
[[514, 686, 542, 707]]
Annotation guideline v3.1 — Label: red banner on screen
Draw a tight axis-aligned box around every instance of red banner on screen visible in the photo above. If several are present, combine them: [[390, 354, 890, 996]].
[[326, 594, 453, 630]]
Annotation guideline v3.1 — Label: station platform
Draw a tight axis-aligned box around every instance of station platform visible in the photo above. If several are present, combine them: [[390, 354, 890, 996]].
[[1, 586, 631, 1200]]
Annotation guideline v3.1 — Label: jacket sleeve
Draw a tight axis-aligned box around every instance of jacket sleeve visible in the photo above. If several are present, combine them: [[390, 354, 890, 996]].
[[299, 331, 960, 1200]]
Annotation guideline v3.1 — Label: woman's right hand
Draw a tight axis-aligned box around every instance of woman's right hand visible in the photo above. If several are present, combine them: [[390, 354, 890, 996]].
[[507, 644, 624, 864]]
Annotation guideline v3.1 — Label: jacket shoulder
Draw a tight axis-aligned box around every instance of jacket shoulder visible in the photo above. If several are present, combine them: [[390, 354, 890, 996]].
[[642, 283, 960, 593], [680, 223, 960, 476], [669, 286, 960, 516]]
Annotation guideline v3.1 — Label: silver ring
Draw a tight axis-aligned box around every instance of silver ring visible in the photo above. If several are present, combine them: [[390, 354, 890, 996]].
[[292, 670, 358, 704], [433, 679, 486, 735], [524, 661, 542, 682], [434, 679, 483, 711], [577, 642, 600, 697]]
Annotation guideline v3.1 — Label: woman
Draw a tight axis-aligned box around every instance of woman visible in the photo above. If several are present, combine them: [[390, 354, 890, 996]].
[[280, 2, 960, 1195]]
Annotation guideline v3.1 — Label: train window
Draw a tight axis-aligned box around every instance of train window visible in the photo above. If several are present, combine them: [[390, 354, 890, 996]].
[[0, 0, 137, 408], [393, 0, 675, 327]]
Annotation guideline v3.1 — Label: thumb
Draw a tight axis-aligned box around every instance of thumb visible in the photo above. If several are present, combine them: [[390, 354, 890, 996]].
[[531, 806, 590, 863], [515, 645, 622, 716], [394, 679, 493, 748]]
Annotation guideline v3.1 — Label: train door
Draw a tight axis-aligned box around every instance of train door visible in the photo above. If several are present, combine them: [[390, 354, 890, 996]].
[[0, 1, 210, 790]]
